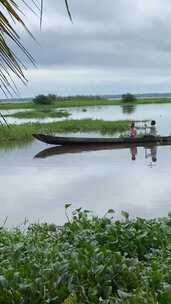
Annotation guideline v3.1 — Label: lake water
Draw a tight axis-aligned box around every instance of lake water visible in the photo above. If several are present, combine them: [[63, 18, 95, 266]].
[[1, 104, 171, 226]]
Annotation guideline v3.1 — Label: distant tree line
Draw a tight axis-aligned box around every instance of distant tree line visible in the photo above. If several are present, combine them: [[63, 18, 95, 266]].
[[33, 94, 103, 104], [33, 93, 137, 105], [33, 95, 57, 105]]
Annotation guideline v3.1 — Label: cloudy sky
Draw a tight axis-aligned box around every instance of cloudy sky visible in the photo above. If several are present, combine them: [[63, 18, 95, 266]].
[[4, 0, 171, 97]]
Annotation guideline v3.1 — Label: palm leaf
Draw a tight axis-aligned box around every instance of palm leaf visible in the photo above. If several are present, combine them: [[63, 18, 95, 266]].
[[0, 0, 72, 95], [40, 0, 72, 28], [64, 0, 72, 22]]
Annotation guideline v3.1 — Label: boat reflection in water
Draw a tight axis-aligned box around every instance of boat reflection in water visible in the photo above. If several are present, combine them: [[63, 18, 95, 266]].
[[146, 145, 157, 162], [34, 142, 158, 163], [130, 145, 138, 161], [146, 145, 157, 167], [34, 143, 134, 158], [130, 144, 157, 164]]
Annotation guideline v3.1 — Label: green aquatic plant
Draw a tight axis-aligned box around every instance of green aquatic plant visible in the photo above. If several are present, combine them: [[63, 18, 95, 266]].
[[5, 109, 70, 119], [0, 119, 131, 149], [1, 208, 171, 303]]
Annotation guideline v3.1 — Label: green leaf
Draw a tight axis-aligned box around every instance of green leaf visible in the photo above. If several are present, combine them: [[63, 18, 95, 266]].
[[121, 211, 129, 220], [118, 289, 130, 299], [107, 209, 115, 214], [84, 209, 91, 213], [65, 203, 72, 209], [159, 291, 171, 303], [0, 275, 7, 288]]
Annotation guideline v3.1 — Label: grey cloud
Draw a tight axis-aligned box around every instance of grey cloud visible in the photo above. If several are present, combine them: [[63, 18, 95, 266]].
[[19, 20, 171, 70], [4, 0, 171, 96]]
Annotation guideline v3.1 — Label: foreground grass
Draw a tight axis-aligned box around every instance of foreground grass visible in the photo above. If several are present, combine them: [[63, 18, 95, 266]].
[[1, 97, 171, 110], [1, 208, 171, 303], [0, 119, 130, 148], [5, 109, 70, 119]]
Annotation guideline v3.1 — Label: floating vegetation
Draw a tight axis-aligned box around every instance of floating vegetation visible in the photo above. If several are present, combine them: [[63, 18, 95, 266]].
[[1, 207, 171, 303], [5, 109, 70, 119]]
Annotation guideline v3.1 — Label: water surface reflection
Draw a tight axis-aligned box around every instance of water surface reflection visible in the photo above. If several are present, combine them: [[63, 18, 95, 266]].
[[0, 141, 171, 226], [1, 104, 171, 136], [130, 144, 157, 164], [35, 143, 158, 164], [121, 104, 137, 114]]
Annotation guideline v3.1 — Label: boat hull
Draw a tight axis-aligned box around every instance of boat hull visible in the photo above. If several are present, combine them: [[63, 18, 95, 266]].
[[32, 133, 171, 146]]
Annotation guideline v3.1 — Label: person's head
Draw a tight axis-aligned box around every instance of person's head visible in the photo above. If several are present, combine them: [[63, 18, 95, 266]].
[[151, 120, 156, 126], [131, 122, 135, 128], [152, 157, 157, 162]]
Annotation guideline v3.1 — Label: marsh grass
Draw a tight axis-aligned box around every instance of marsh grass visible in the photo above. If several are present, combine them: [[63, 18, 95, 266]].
[[0, 119, 130, 148], [0, 102, 33, 110], [1, 97, 171, 110], [5, 109, 70, 119], [1, 208, 171, 303]]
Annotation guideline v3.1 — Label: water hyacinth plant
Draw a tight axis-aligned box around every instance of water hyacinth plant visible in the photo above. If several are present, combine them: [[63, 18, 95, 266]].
[[1, 206, 171, 303]]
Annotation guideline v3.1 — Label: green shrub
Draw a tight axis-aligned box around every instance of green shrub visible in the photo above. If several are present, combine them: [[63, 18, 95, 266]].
[[122, 93, 137, 103], [33, 94, 57, 105]]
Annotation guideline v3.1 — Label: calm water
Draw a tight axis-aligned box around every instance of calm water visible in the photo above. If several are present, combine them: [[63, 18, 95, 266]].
[[69, 103, 171, 135], [0, 140, 171, 227], [1, 103, 171, 226]]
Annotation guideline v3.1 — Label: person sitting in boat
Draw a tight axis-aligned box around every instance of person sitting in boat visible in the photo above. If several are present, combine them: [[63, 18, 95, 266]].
[[150, 120, 157, 136], [145, 120, 157, 137], [130, 122, 137, 138]]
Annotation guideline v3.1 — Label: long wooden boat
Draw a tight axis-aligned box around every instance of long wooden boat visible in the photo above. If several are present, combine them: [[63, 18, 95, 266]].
[[33, 133, 171, 146]]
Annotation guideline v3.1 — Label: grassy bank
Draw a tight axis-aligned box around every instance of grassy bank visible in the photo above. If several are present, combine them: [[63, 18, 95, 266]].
[[1, 208, 171, 303], [0, 102, 33, 110], [1, 97, 171, 110], [0, 119, 130, 147], [136, 97, 171, 104], [5, 109, 70, 119]]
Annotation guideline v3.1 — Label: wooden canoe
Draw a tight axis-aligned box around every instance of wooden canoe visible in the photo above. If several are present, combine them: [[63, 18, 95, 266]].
[[32, 133, 171, 146]]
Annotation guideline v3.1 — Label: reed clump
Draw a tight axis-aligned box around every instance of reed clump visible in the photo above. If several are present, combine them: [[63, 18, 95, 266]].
[[5, 110, 70, 119], [0, 119, 130, 148]]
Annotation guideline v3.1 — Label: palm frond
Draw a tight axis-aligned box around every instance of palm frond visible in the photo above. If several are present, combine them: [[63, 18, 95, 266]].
[[64, 0, 72, 22], [0, 0, 72, 95], [40, 0, 72, 28], [0, 0, 37, 95]]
